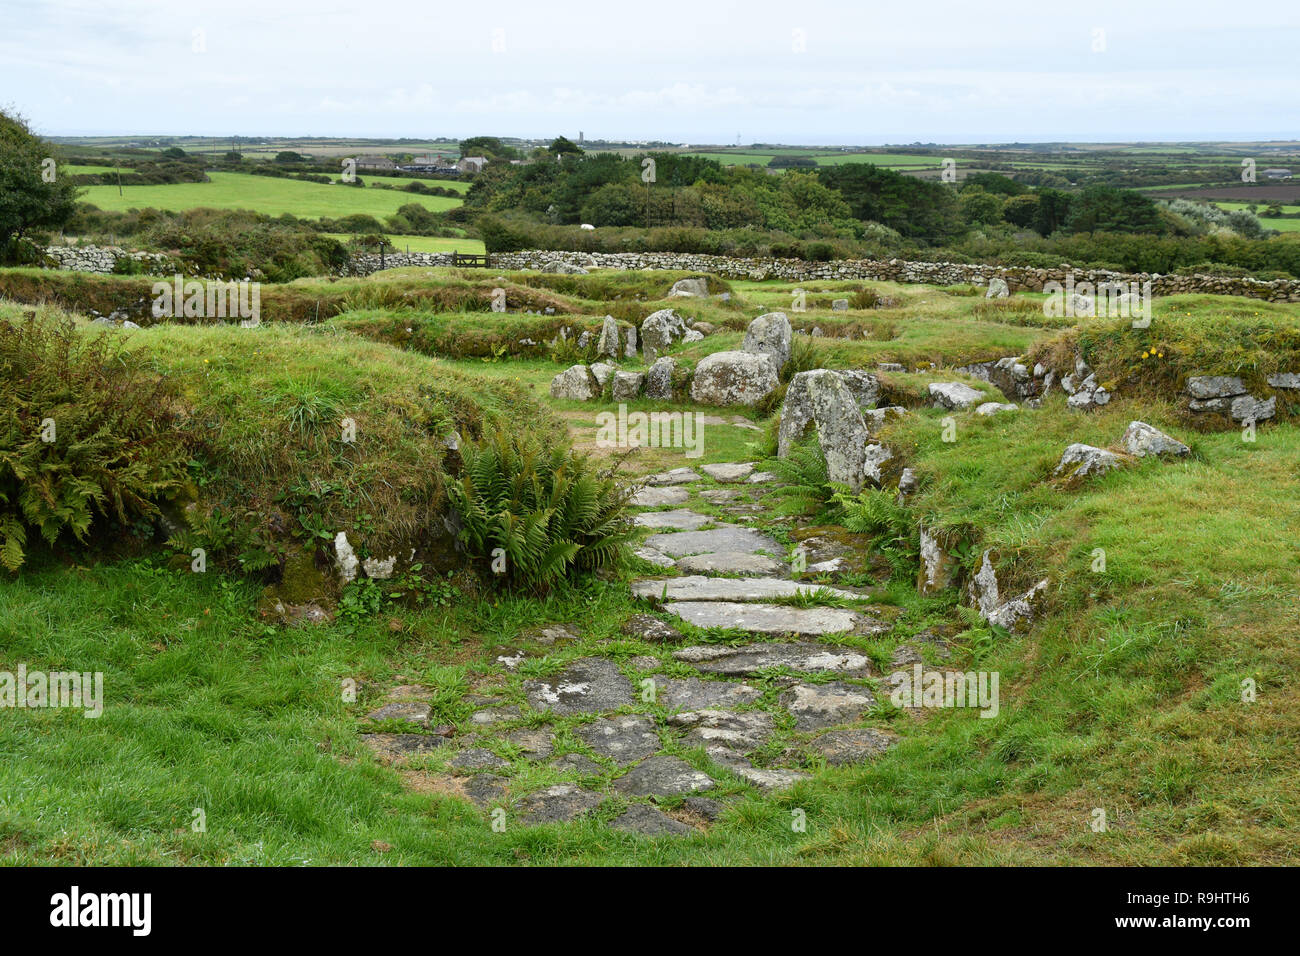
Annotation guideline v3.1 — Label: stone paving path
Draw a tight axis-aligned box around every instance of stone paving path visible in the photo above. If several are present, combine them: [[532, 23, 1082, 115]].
[[357, 460, 928, 838]]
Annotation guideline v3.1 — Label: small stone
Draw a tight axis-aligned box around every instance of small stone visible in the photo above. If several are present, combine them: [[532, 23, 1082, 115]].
[[552, 753, 603, 775], [633, 509, 711, 530], [516, 784, 605, 824], [613, 755, 715, 796], [1121, 420, 1191, 458], [366, 702, 431, 726], [975, 402, 1018, 416], [808, 728, 898, 765], [779, 681, 876, 731], [644, 467, 702, 486], [449, 748, 509, 771], [673, 641, 872, 676], [524, 658, 636, 715], [621, 613, 683, 643], [609, 804, 695, 836], [700, 462, 755, 483], [1053, 443, 1121, 479], [929, 382, 984, 410], [576, 715, 661, 765], [633, 546, 676, 568]]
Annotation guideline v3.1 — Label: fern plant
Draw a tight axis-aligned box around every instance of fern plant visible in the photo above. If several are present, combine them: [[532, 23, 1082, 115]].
[[0, 315, 187, 570], [445, 427, 634, 592], [832, 486, 918, 577], [759, 436, 842, 520]]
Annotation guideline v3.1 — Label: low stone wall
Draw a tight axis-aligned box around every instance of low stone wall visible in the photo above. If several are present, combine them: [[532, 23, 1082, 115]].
[[488, 250, 1300, 303], [39, 244, 1300, 303], [42, 245, 175, 274]]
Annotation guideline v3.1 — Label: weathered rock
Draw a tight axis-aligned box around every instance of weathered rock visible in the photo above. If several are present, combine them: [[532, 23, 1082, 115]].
[[837, 370, 883, 410], [674, 551, 785, 576], [576, 715, 661, 765], [666, 602, 875, 636], [988, 357, 1036, 401], [629, 485, 689, 507], [667, 709, 774, 751], [705, 748, 809, 790], [611, 370, 645, 400], [613, 755, 715, 796], [680, 796, 726, 821], [334, 531, 359, 584], [976, 402, 1018, 416], [742, 311, 793, 370], [360, 733, 447, 760], [807, 728, 898, 765], [644, 466, 702, 486], [552, 753, 603, 775], [449, 748, 510, 771], [541, 261, 588, 275], [632, 575, 860, 604], [596, 315, 620, 358], [653, 676, 762, 710], [673, 641, 872, 676], [1053, 443, 1121, 479], [516, 783, 604, 824], [928, 381, 984, 410], [1267, 372, 1300, 389], [1185, 375, 1246, 400], [550, 365, 599, 400], [643, 524, 779, 558], [589, 362, 616, 389], [863, 405, 907, 433], [986, 277, 1009, 298], [609, 804, 694, 836], [495, 728, 554, 759], [633, 546, 676, 568], [641, 309, 687, 362], [1122, 421, 1190, 458], [968, 550, 1050, 632], [624, 324, 638, 359], [918, 526, 958, 594], [524, 658, 636, 715], [644, 356, 680, 399], [621, 613, 683, 643], [667, 276, 710, 298], [700, 462, 755, 483], [633, 509, 711, 530], [779, 681, 876, 731], [366, 702, 431, 725], [1231, 394, 1276, 422], [778, 370, 873, 492], [831, 298, 849, 311], [689, 351, 779, 407]]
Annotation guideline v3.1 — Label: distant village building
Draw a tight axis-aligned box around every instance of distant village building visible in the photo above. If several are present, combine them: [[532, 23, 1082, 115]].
[[1263, 168, 1293, 180], [356, 155, 396, 171], [457, 156, 488, 174]]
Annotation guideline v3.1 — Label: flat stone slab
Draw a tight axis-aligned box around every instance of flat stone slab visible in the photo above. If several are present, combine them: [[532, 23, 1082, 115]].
[[575, 715, 662, 765], [552, 753, 603, 775], [705, 748, 809, 791], [667, 709, 774, 752], [653, 676, 762, 710], [645, 467, 702, 486], [700, 462, 755, 483], [360, 733, 447, 759], [779, 681, 876, 730], [629, 485, 690, 507], [468, 706, 520, 726], [698, 488, 748, 504], [633, 509, 711, 530], [807, 728, 898, 765], [747, 472, 778, 483], [632, 575, 861, 603], [664, 603, 864, 637], [516, 783, 605, 824], [524, 658, 636, 715], [674, 641, 872, 676], [674, 552, 786, 576], [621, 613, 683, 643], [609, 804, 694, 837], [642, 525, 781, 558], [496, 728, 554, 759], [633, 546, 676, 568], [613, 755, 715, 797], [449, 748, 510, 771], [462, 774, 509, 807], [365, 702, 431, 725]]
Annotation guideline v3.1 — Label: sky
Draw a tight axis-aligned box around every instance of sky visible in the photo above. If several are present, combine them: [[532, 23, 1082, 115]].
[[4, 0, 1298, 144]]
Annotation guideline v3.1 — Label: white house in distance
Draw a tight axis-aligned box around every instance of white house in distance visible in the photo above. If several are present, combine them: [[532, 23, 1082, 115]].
[[355, 155, 396, 171], [457, 156, 488, 174], [1262, 168, 1292, 180]]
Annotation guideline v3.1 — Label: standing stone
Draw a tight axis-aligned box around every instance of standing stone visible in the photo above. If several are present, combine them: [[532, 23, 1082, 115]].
[[986, 278, 1010, 298], [550, 365, 599, 400], [645, 357, 678, 399], [831, 298, 849, 311], [742, 312, 793, 372], [1121, 421, 1190, 458], [1053, 443, 1121, 479], [590, 362, 616, 389], [624, 324, 638, 359], [641, 309, 686, 363], [595, 315, 620, 358], [928, 382, 984, 410], [778, 369, 871, 492], [668, 277, 710, 298]]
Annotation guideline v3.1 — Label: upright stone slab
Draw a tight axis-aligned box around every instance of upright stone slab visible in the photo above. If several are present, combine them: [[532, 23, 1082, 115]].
[[778, 369, 872, 492], [689, 351, 778, 407], [742, 311, 793, 371]]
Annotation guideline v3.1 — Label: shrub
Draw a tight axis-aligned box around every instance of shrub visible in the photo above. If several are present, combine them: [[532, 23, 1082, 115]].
[[0, 315, 188, 570], [445, 428, 634, 591]]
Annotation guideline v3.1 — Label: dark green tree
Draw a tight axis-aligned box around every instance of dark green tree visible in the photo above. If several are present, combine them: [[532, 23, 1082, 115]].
[[0, 111, 80, 262]]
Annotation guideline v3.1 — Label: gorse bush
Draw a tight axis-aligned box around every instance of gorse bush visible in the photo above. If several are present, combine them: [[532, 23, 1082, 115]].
[[0, 315, 188, 570], [446, 428, 634, 591]]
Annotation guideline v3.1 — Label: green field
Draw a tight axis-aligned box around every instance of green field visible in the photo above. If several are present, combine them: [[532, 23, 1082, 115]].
[[682, 151, 940, 168], [77, 171, 463, 219], [325, 234, 486, 254]]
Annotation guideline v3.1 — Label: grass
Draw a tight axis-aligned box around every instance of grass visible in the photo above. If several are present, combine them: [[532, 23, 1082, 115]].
[[1, 269, 1299, 865], [327, 234, 485, 255], [76, 171, 462, 219]]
